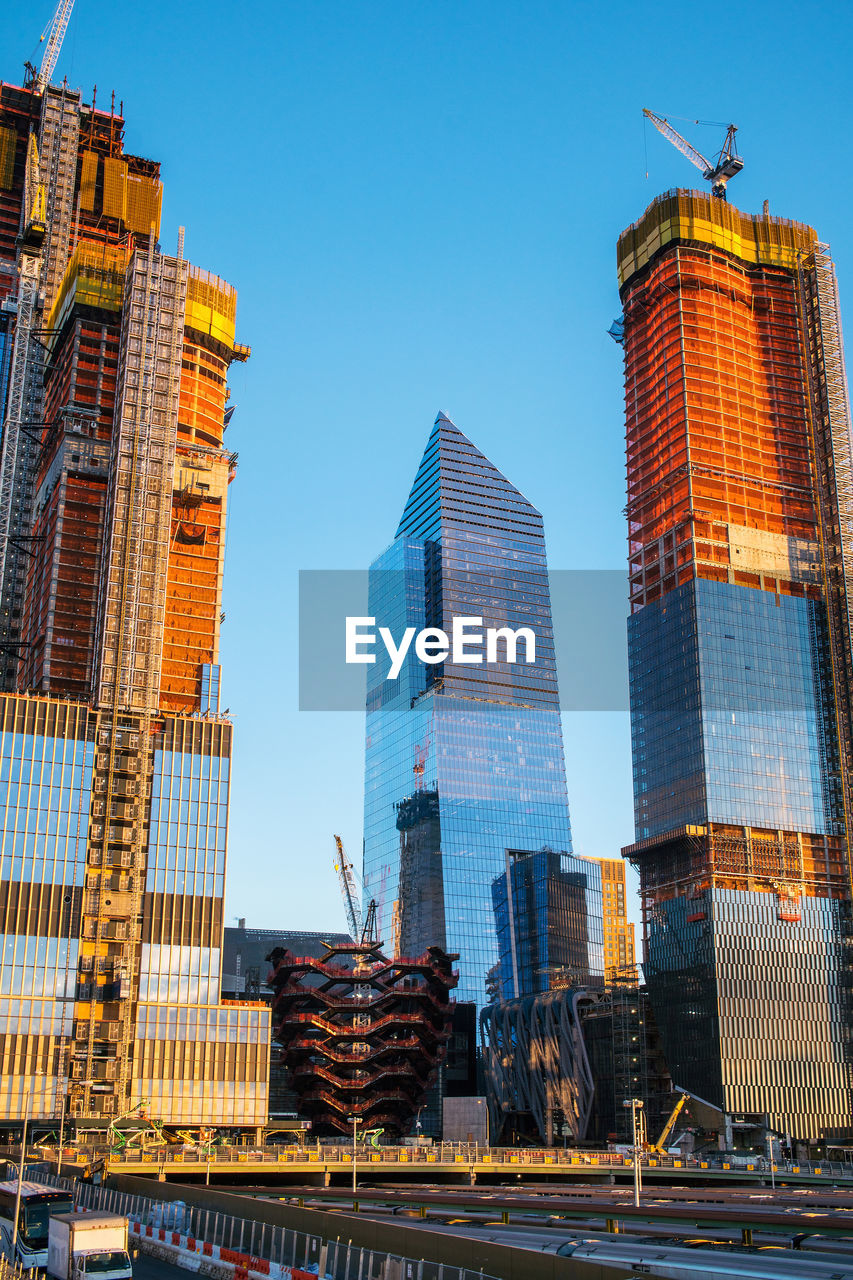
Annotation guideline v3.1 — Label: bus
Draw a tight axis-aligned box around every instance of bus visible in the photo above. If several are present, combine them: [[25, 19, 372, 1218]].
[[0, 1181, 75, 1269]]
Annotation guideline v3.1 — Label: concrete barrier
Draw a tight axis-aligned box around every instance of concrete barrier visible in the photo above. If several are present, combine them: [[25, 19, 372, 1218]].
[[130, 1221, 317, 1280]]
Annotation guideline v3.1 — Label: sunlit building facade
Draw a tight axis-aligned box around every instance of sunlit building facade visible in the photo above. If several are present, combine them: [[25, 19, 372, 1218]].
[[363, 412, 601, 1009], [589, 857, 635, 983], [0, 73, 267, 1128], [617, 189, 853, 1140]]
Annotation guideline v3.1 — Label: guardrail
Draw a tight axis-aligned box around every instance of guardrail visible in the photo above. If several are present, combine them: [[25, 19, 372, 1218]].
[[10, 1142, 853, 1183], [30, 1172, 499, 1280], [20, 1143, 853, 1179]]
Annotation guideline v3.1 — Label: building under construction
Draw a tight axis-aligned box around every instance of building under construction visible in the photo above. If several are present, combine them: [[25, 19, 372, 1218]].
[[267, 940, 457, 1138], [617, 177, 853, 1140], [0, 29, 267, 1129], [579, 973, 670, 1146]]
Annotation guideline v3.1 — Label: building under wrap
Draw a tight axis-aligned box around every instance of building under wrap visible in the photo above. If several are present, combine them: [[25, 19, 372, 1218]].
[[616, 188, 853, 1142], [0, 72, 266, 1130]]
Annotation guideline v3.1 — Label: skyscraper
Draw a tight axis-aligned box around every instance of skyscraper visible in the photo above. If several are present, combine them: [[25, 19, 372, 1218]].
[[492, 847, 602, 999], [0, 72, 267, 1128], [617, 188, 853, 1140], [363, 412, 603, 1009], [589, 857, 636, 984]]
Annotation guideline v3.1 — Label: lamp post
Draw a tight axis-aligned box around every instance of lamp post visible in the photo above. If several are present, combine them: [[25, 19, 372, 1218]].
[[351, 1116, 358, 1201], [623, 1098, 644, 1208], [766, 1132, 776, 1193], [199, 1128, 215, 1186], [12, 1087, 33, 1261], [56, 1087, 68, 1176]]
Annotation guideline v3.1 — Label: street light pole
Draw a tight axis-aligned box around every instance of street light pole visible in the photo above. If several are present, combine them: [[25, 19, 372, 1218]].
[[623, 1098, 644, 1208], [767, 1132, 776, 1193], [351, 1116, 358, 1201], [56, 1088, 67, 1177], [12, 1087, 32, 1261]]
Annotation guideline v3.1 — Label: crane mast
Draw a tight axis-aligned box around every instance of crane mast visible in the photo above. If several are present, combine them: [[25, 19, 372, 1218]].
[[333, 834, 362, 940], [643, 108, 743, 199]]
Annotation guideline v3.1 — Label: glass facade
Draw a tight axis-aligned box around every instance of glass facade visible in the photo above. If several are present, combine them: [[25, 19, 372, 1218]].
[[146, 737, 228, 902], [630, 579, 835, 841], [0, 696, 93, 1118], [492, 848, 604, 999], [134, 1002, 269, 1125], [363, 413, 600, 1010], [131, 716, 267, 1123], [644, 889, 850, 1136]]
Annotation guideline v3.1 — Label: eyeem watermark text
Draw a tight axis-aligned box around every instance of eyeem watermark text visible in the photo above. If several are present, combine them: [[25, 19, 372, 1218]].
[[346, 616, 536, 680]]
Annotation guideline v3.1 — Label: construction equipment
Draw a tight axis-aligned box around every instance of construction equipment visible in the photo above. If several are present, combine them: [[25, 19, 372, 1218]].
[[333, 835, 362, 940], [36, 0, 76, 90], [651, 1089, 689, 1154], [643, 109, 743, 199], [360, 898, 378, 945]]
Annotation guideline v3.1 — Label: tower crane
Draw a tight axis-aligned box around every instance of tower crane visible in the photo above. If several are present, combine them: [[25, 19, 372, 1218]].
[[643, 108, 743, 200], [24, 0, 76, 91], [332, 835, 383, 946], [333, 834, 363, 940]]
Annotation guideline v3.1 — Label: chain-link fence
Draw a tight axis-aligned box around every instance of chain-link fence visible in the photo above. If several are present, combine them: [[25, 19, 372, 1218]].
[[32, 1174, 497, 1280]]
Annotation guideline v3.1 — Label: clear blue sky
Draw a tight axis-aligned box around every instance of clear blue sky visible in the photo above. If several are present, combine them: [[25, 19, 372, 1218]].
[[8, 0, 853, 939]]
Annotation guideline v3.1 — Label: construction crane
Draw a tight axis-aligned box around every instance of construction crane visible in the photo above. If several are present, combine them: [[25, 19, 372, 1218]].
[[651, 1089, 690, 1155], [35, 0, 76, 90], [360, 898, 378, 945], [333, 834, 363, 940], [412, 732, 430, 790], [643, 109, 743, 200]]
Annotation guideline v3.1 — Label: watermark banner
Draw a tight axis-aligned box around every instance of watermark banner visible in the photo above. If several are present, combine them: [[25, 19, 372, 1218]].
[[298, 569, 629, 711]]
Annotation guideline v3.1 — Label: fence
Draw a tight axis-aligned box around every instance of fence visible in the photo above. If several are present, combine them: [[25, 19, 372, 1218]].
[[32, 1174, 498, 1280]]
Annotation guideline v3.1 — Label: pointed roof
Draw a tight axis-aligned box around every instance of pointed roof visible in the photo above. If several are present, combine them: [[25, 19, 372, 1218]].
[[396, 412, 542, 543]]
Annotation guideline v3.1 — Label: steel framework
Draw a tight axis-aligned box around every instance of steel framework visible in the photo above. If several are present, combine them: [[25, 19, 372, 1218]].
[[267, 940, 457, 1137], [480, 987, 594, 1147]]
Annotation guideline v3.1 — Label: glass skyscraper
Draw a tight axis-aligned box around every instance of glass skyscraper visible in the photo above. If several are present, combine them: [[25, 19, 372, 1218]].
[[363, 412, 602, 1008], [617, 190, 853, 1141], [491, 847, 603, 1000]]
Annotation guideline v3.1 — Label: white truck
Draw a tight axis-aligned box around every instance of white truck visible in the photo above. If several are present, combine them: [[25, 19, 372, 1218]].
[[47, 1214, 133, 1280]]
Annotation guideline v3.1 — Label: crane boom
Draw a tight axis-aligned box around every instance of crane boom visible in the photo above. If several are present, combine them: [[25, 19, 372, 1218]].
[[652, 1089, 689, 1154], [37, 0, 76, 90], [643, 108, 743, 200], [643, 108, 711, 177], [333, 834, 362, 940]]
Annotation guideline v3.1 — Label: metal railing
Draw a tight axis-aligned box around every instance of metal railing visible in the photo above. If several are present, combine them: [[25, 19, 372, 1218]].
[[30, 1174, 497, 1280], [24, 1142, 853, 1178], [0, 1258, 24, 1280]]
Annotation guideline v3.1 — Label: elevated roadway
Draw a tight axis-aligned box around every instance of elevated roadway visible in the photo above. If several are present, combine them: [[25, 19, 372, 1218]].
[[52, 1144, 853, 1189]]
